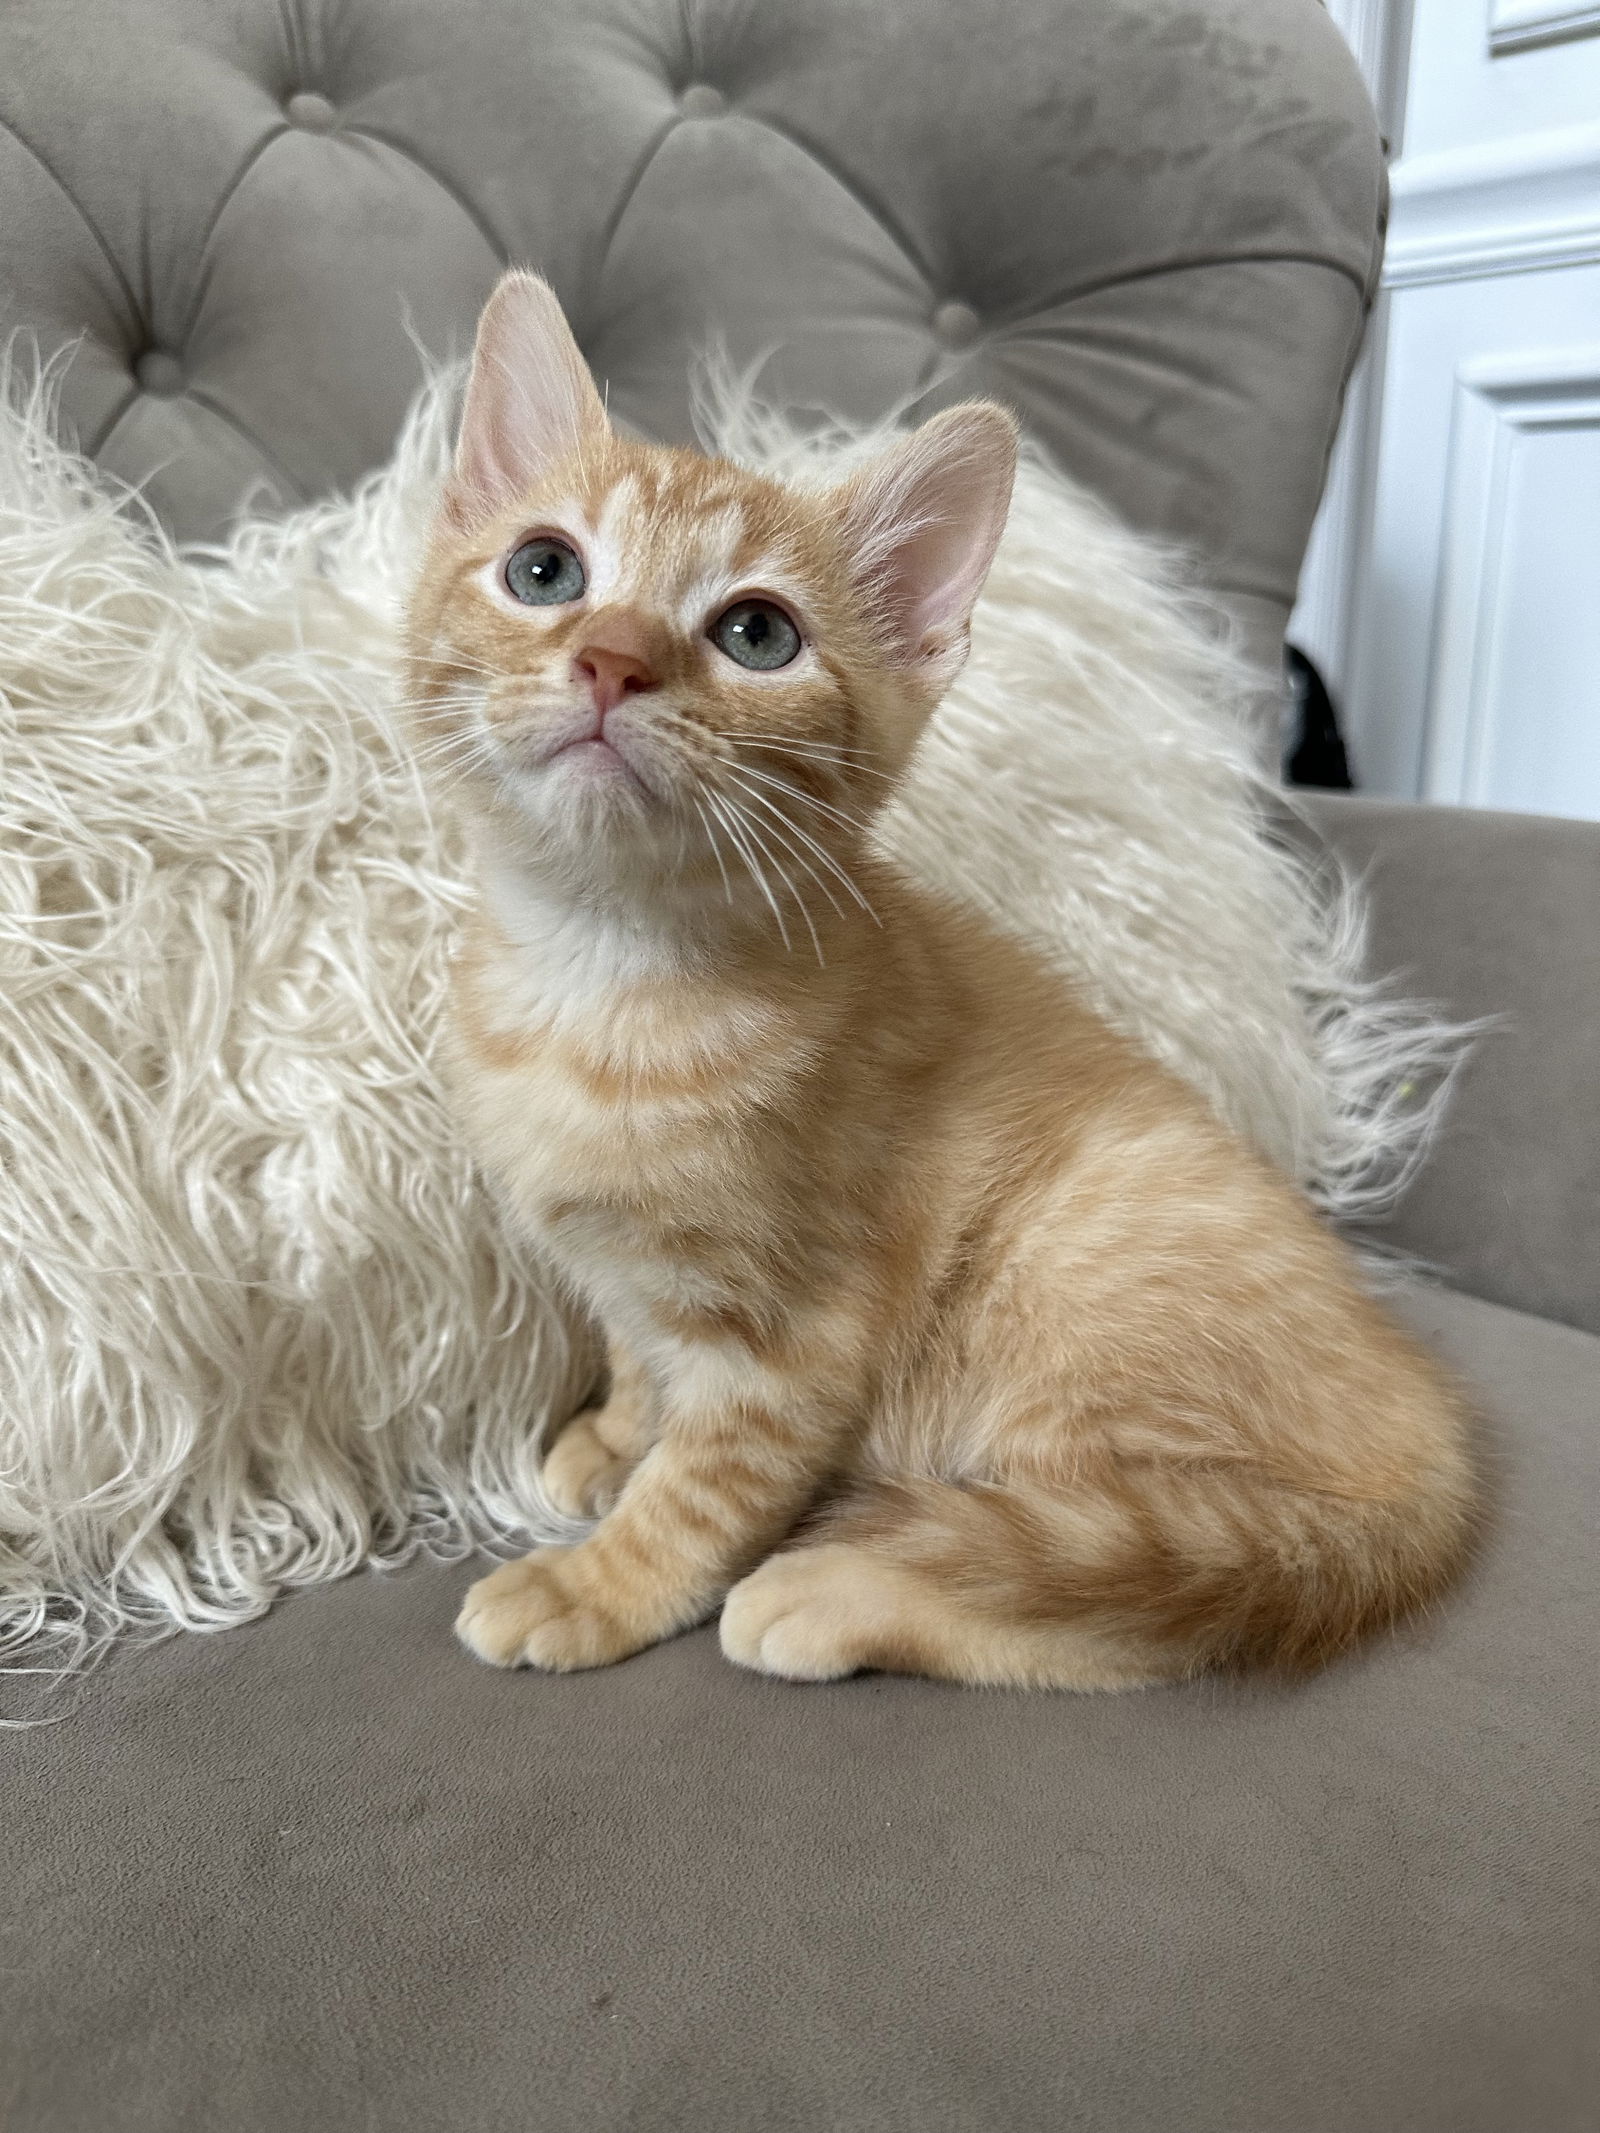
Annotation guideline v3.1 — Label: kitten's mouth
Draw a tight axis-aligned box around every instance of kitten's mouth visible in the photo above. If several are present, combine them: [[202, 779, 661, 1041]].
[[518, 708, 659, 800], [551, 734, 642, 786]]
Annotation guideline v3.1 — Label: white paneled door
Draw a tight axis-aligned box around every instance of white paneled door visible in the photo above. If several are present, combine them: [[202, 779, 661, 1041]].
[[1292, 0, 1600, 820]]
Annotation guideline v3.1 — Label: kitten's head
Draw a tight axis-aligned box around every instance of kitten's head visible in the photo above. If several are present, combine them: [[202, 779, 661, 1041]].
[[407, 272, 1015, 923]]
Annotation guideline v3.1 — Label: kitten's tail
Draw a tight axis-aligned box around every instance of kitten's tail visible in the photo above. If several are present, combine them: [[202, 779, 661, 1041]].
[[813, 1450, 1480, 1683]]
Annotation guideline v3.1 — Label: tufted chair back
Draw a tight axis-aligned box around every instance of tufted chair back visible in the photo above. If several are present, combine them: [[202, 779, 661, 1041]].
[[0, 0, 1380, 724]]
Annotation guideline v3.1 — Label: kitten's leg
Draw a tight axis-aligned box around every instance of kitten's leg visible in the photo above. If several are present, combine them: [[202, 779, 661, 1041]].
[[457, 1366, 842, 1672], [721, 1521, 1166, 1691], [541, 1343, 656, 1519], [725, 1458, 1425, 1689], [723, 1460, 1466, 1689]]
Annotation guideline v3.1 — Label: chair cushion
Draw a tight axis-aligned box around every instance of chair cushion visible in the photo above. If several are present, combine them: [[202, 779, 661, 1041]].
[[0, 0, 1382, 696], [1304, 792, 1600, 1339], [7, 1282, 1597, 2133]]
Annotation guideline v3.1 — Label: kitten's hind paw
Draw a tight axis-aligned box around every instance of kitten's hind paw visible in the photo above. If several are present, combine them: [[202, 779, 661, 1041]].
[[720, 1545, 896, 1681], [541, 1409, 639, 1519]]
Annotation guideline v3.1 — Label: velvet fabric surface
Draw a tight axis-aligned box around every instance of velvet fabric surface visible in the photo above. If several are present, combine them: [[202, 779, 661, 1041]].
[[1304, 793, 1600, 1339], [5, 1283, 1597, 2133]]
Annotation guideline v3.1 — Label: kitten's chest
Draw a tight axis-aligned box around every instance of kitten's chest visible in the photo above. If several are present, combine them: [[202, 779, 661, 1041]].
[[447, 913, 807, 1244]]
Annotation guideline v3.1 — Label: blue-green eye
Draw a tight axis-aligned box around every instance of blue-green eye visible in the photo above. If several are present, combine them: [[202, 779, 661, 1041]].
[[710, 599, 801, 671], [505, 537, 586, 605]]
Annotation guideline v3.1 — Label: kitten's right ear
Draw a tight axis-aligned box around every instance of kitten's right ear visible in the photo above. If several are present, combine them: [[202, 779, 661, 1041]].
[[445, 271, 609, 533]]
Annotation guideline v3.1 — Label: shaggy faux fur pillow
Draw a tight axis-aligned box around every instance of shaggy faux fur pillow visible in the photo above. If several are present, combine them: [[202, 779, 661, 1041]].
[[0, 363, 1454, 1703]]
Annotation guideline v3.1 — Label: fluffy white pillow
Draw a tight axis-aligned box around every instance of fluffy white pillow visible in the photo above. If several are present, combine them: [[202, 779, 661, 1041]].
[[0, 363, 1454, 1701]]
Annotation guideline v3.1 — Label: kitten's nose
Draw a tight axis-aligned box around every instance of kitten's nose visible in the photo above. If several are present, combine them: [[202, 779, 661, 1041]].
[[573, 641, 657, 717]]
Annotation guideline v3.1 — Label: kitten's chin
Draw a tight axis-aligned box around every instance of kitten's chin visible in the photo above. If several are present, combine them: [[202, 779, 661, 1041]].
[[490, 729, 652, 814], [499, 710, 669, 805], [548, 734, 649, 793], [488, 747, 680, 871]]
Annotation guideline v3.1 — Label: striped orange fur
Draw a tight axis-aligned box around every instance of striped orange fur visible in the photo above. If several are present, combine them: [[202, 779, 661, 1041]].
[[408, 273, 1477, 1690]]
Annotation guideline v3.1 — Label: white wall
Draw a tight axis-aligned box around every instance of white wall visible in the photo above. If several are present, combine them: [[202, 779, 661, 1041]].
[[1291, 0, 1600, 820]]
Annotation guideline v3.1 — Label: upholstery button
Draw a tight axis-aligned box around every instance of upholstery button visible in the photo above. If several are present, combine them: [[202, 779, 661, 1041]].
[[134, 351, 184, 397], [931, 301, 982, 350], [286, 91, 337, 131], [679, 83, 726, 118]]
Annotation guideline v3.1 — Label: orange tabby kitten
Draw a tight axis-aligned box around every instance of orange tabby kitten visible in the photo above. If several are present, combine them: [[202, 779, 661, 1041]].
[[407, 271, 1476, 1690]]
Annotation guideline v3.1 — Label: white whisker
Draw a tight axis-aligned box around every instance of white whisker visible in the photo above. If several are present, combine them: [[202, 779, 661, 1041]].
[[691, 793, 735, 906], [721, 774, 849, 921], [411, 720, 485, 754], [434, 649, 501, 679], [731, 760, 873, 839], [721, 791, 825, 964], [723, 769, 879, 924], [736, 733, 893, 784], [412, 731, 495, 778], [706, 789, 793, 953]]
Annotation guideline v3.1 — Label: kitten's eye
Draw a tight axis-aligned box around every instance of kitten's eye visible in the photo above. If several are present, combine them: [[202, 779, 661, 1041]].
[[710, 599, 801, 671], [505, 538, 586, 606]]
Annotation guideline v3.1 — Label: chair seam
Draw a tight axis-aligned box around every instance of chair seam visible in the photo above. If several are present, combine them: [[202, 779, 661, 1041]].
[[339, 126, 510, 271], [175, 126, 293, 355], [0, 113, 140, 333]]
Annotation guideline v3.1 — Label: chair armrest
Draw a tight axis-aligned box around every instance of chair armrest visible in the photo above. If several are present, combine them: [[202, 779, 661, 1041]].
[[1300, 792, 1600, 1337]]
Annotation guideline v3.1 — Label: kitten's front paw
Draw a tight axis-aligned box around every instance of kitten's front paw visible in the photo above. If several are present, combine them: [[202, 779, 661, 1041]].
[[541, 1410, 638, 1520], [455, 1549, 642, 1671]]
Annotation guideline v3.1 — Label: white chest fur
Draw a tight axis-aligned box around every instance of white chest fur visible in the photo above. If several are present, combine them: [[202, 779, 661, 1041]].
[[448, 864, 813, 1335]]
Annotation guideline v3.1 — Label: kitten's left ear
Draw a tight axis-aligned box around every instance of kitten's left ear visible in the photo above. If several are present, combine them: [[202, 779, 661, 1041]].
[[445, 270, 610, 533], [836, 402, 1018, 687]]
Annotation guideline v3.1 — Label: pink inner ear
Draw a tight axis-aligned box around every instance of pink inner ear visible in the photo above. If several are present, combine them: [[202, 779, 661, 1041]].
[[839, 405, 1018, 668], [448, 272, 609, 530]]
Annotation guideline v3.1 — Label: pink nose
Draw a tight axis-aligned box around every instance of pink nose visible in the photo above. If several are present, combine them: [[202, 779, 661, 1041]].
[[573, 644, 656, 717]]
